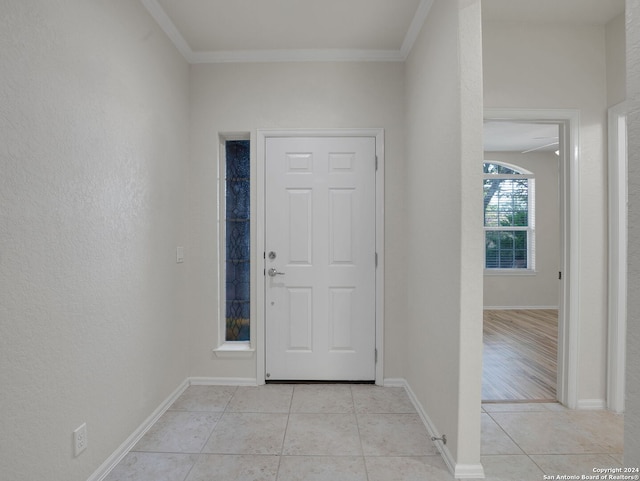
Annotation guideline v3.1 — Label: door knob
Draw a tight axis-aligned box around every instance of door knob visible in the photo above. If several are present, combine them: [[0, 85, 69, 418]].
[[268, 268, 285, 277]]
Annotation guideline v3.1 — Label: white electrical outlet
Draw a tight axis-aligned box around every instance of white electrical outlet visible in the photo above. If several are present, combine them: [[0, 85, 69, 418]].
[[73, 423, 87, 456]]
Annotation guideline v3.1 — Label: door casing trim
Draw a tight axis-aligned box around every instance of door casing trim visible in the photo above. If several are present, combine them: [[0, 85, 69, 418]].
[[256, 129, 385, 385], [484, 109, 580, 408], [607, 101, 627, 413]]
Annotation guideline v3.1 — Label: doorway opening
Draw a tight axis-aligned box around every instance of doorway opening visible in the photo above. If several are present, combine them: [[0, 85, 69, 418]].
[[482, 109, 580, 407]]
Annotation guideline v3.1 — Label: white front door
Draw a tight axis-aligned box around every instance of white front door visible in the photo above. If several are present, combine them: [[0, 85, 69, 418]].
[[265, 136, 376, 380]]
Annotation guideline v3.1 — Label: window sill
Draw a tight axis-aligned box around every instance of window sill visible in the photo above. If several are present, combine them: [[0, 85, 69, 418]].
[[213, 342, 255, 359], [484, 269, 536, 277]]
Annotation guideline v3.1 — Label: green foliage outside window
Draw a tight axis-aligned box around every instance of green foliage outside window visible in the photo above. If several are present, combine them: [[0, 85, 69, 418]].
[[483, 163, 532, 269]]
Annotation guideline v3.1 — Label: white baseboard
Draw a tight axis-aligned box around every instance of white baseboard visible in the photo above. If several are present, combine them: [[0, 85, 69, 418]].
[[455, 464, 486, 479], [483, 306, 559, 310], [386, 378, 485, 479], [189, 376, 258, 386], [90, 376, 486, 481], [382, 377, 406, 388], [87, 377, 258, 481], [87, 378, 189, 481], [577, 398, 607, 410]]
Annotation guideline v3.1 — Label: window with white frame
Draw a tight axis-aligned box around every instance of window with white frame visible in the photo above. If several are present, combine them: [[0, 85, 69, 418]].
[[483, 161, 535, 271]]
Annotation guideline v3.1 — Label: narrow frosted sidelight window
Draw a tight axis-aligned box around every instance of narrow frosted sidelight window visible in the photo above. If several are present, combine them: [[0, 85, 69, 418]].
[[225, 140, 250, 341]]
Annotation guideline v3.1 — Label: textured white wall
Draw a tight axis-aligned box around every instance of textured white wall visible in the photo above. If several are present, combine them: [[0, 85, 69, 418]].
[[483, 151, 560, 309], [0, 1, 190, 479], [404, 0, 484, 470], [483, 21, 610, 404], [625, 0, 640, 464], [188, 62, 407, 380]]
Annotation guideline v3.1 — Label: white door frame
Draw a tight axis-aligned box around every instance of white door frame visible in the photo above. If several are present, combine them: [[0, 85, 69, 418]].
[[484, 109, 581, 408], [607, 101, 627, 413], [255, 129, 385, 385]]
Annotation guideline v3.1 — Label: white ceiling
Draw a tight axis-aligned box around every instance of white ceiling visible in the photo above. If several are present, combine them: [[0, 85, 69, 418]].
[[141, 0, 430, 63], [484, 121, 560, 153], [142, 1, 624, 150], [157, 0, 420, 51], [142, 0, 625, 64]]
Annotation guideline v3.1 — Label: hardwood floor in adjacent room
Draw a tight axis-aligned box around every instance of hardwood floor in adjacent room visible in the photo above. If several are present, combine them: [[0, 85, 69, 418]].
[[482, 309, 558, 402]]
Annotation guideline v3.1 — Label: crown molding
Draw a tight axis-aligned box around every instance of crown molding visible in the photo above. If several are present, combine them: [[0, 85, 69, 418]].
[[190, 48, 404, 64], [400, 0, 435, 58], [140, 0, 194, 61], [141, 0, 432, 64]]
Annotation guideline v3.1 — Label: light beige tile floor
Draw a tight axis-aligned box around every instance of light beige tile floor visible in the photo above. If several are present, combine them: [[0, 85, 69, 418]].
[[104, 384, 625, 481]]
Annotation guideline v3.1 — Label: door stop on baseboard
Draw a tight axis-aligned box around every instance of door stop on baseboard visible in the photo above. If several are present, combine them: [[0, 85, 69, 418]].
[[431, 434, 447, 445]]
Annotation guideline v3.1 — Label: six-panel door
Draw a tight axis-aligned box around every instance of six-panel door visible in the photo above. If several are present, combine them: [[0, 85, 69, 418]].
[[265, 136, 376, 380]]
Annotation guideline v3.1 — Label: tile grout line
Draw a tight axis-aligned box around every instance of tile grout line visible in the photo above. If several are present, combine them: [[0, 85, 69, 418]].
[[107, 386, 624, 480], [527, 452, 549, 476], [130, 386, 239, 481], [195, 386, 237, 457], [484, 408, 624, 475], [350, 385, 371, 481], [484, 409, 533, 465], [180, 453, 198, 481], [273, 385, 295, 480]]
